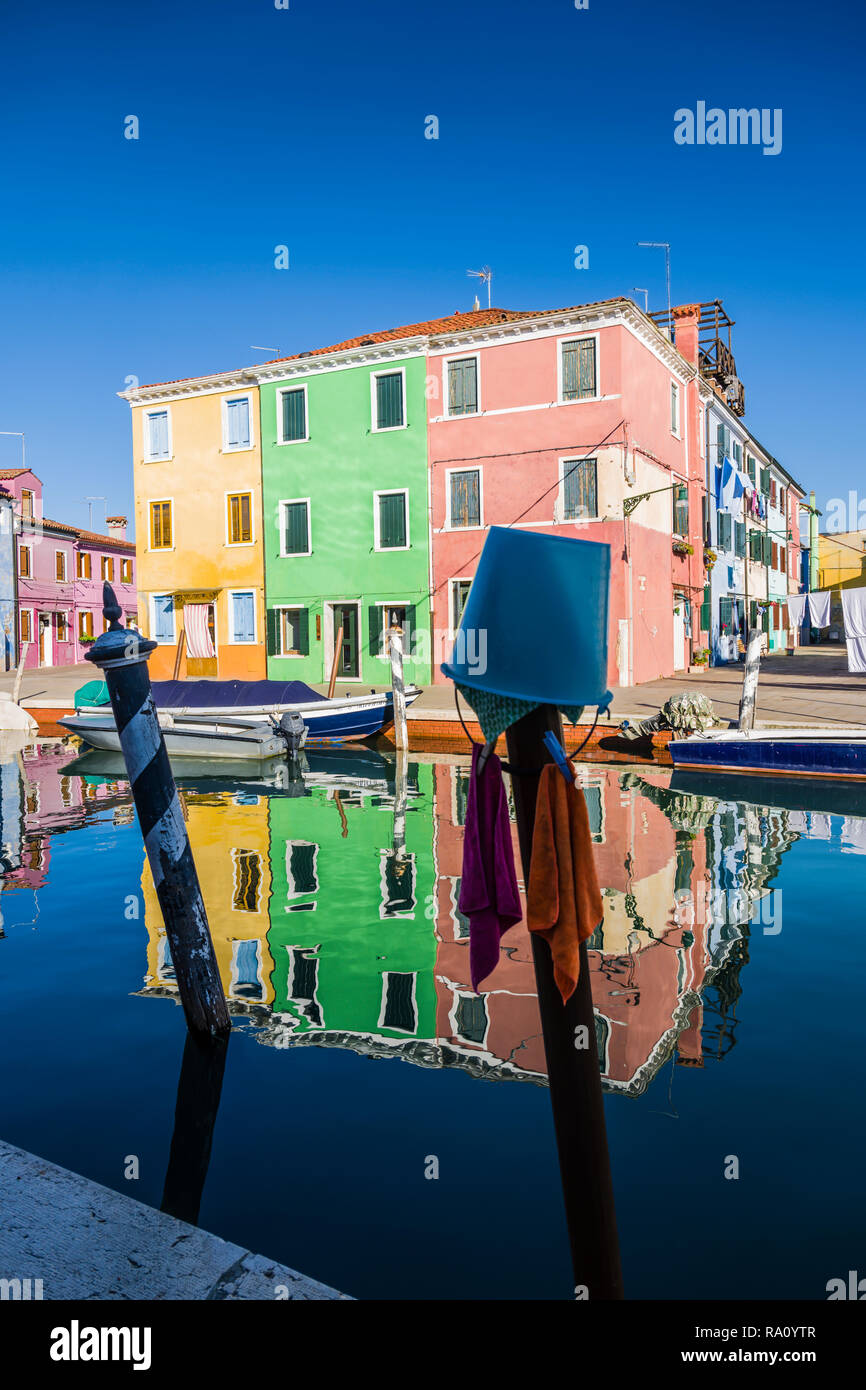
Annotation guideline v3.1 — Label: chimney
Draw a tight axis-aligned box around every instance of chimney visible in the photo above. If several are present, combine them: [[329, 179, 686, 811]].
[[670, 303, 701, 365], [106, 515, 127, 542]]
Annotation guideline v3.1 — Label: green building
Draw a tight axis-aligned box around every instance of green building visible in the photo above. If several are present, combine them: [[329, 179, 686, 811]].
[[267, 763, 438, 1043], [257, 349, 432, 685]]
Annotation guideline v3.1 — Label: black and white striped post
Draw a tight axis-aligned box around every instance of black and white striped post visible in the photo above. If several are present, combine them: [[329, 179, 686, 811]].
[[388, 623, 408, 752], [86, 584, 230, 1039]]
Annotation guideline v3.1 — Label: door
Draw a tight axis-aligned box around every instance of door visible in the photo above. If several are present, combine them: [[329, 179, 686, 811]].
[[332, 603, 360, 678], [673, 602, 686, 671], [38, 613, 52, 667]]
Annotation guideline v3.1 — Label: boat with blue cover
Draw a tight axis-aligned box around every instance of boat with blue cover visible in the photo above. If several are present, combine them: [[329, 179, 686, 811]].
[[668, 726, 866, 781]]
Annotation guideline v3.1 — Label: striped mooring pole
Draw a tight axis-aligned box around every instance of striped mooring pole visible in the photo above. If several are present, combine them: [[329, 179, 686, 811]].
[[86, 584, 230, 1038]]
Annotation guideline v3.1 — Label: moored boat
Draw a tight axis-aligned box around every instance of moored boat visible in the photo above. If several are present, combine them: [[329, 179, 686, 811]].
[[59, 710, 288, 761], [668, 726, 866, 781]]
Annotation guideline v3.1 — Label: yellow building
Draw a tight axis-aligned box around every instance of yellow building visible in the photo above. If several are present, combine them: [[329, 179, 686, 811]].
[[123, 370, 266, 680], [817, 530, 866, 590], [142, 793, 275, 1009]]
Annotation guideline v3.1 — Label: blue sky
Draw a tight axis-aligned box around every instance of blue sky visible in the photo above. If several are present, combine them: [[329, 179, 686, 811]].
[[1, 0, 863, 536]]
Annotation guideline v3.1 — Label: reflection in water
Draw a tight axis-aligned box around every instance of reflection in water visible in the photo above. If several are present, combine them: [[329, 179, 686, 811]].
[[3, 738, 866, 1100]]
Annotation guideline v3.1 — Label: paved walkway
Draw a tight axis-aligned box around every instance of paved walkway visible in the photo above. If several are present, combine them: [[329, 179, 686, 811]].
[[0, 1139, 350, 1300]]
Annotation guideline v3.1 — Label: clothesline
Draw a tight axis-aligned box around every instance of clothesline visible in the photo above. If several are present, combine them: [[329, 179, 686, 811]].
[[785, 585, 866, 674]]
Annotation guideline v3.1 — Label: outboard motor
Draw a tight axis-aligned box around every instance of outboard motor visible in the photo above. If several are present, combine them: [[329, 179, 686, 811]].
[[279, 711, 307, 758]]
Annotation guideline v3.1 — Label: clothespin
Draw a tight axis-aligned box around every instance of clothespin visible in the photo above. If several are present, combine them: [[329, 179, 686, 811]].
[[543, 730, 575, 785]]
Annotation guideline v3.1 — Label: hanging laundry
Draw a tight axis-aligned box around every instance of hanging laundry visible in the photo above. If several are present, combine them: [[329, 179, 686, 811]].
[[526, 764, 603, 1005], [807, 813, 833, 842], [841, 817, 866, 855], [458, 744, 522, 993], [841, 587, 866, 674], [807, 590, 832, 629], [786, 594, 808, 628]]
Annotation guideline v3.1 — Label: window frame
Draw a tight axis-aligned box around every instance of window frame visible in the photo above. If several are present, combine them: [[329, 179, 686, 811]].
[[442, 352, 481, 419], [143, 407, 172, 463], [372, 601, 412, 660], [274, 605, 306, 658], [78, 609, 94, 640], [276, 383, 310, 445], [221, 392, 255, 454], [449, 577, 472, 636], [18, 542, 32, 578], [225, 490, 255, 547], [373, 488, 410, 552], [120, 557, 133, 583], [20, 608, 34, 644], [445, 466, 483, 530], [670, 380, 681, 438], [55, 549, 68, 582], [20, 488, 34, 520], [558, 455, 599, 522], [149, 592, 176, 645], [370, 366, 407, 433], [148, 498, 174, 551], [227, 588, 258, 646], [100, 555, 114, 582], [278, 498, 312, 558], [557, 332, 600, 405]]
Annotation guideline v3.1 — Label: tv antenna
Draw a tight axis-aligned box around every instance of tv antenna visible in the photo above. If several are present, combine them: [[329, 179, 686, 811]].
[[467, 266, 492, 308], [633, 288, 649, 313], [251, 345, 282, 358], [85, 496, 106, 530], [637, 242, 671, 335]]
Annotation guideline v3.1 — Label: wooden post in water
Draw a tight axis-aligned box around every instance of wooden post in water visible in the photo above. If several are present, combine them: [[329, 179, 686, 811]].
[[11, 641, 29, 705], [86, 583, 230, 1039], [389, 624, 408, 752], [738, 629, 763, 732], [505, 704, 623, 1300], [327, 625, 344, 700]]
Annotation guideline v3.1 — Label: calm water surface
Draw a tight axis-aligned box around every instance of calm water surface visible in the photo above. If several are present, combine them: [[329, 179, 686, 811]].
[[1, 739, 863, 1299]]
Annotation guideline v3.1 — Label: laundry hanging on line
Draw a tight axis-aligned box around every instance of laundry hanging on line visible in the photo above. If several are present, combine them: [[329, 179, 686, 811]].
[[458, 744, 522, 994], [841, 587, 866, 674], [808, 590, 832, 629]]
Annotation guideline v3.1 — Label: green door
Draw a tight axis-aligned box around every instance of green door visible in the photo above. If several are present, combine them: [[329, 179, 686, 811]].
[[333, 603, 359, 678]]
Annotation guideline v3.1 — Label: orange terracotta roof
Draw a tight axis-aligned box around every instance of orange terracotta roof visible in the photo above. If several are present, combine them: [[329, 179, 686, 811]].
[[134, 298, 633, 390], [0, 468, 30, 478], [36, 517, 136, 552]]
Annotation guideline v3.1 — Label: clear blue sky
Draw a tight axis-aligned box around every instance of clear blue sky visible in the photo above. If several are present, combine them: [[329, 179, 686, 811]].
[[1, 0, 863, 536]]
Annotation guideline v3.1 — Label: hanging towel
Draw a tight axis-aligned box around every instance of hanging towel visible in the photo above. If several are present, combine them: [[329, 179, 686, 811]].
[[526, 764, 603, 1004], [786, 594, 808, 628], [841, 588, 866, 674], [458, 744, 522, 993], [807, 590, 832, 628], [842, 817, 866, 855], [184, 603, 215, 658]]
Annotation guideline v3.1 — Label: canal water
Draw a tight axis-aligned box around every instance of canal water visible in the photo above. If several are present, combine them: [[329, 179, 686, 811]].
[[1, 738, 863, 1300]]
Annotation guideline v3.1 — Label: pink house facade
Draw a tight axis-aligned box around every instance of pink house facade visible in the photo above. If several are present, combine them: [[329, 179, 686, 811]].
[[0, 468, 137, 668], [426, 300, 708, 688]]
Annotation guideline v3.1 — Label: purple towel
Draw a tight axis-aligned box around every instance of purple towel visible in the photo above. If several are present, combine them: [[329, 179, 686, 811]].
[[458, 745, 523, 992]]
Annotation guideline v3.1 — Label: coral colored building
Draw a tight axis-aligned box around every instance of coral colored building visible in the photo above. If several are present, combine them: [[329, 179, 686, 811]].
[[426, 299, 708, 687]]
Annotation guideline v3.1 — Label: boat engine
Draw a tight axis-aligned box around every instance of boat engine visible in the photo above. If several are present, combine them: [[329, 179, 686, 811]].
[[278, 711, 308, 757]]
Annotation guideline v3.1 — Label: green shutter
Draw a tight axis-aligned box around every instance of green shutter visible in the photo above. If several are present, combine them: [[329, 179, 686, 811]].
[[762, 533, 772, 565], [297, 607, 309, 656], [378, 492, 407, 548], [735, 521, 746, 557], [376, 373, 404, 429], [719, 596, 733, 633], [760, 467, 770, 495], [403, 603, 416, 659], [562, 340, 596, 400], [700, 584, 711, 631], [266, 608, 279, 656], [284, 502, 309, 555], [368, 605, 383, 656], [448, 358, 477, 416], [282, 389, 306, 442], [718, 513, 732, 550]]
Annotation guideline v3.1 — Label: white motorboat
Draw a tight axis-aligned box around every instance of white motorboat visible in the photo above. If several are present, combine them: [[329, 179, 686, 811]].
[[59, 710, 290, 761]]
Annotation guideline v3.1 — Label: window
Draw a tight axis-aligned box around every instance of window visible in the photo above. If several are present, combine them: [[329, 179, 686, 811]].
[[561, 338, 597, 401], [230, 939, 263, 1002], [101, 556, 114, 581], [370, 603, 415, 658], [79, 610, 93, 640], [21, 489, 33, 520], [700, 583, 711, 632], [734, 521, 746, 558], [747, 455, 757, 484], [379, 972, 417, 1032], [231, 849, 262, 913], [451, 579, 472, 632], [671, 382, 680, 435], [749, 529, 763, 562], [223, 395, 252, 451], [446, 356, 478, 417], [227, 491, 253, 545], [151, 593, 175, 643], [375, 490, 408, 550], [732, 440, 742, 466], [56, 612, 69, 642], [271, 606, 310, 657], [144, 409, 171, 461], [286, 948, 322, 1021], [286, 842, 319, 898], [719, 595, 734, 634], [280, 499, 310, 556], [121, 558, 133, 583], [278, 386, 307, 443], [760, 466, 770, 497], [562, 457, 598, 520], [779, 485, 787, 516], [20, 610, 32, 643], [672, 483, 689, 537], [55, 551, 67, 581], [18, 544, 31, 577], [373, 370, 405, 430], [448, 469, 481, 528], [717, 512, 732, 551], [229, 590, 256, 644], [149, 500, 172, 549], [770, 478, 777, 508], [780, 545, 786, 573], [762, 533, 772, 566], [455, 993, 488, 1045], [77, 551, 91, 579]]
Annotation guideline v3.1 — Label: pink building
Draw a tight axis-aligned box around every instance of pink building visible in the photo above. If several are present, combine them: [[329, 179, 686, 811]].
[[0, 468, 137, 668], [427, 300, 707, 686]]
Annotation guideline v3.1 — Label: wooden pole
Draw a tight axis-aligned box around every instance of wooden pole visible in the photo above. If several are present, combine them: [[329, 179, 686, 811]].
[[172, 626, 185, 681], [738, 629, 763, 732], [389, 625, 408, 752], [11, 641, 29, 705], [505, 704, 623, 1299], [86, 583, 230, 1038], [327, 624, 344, 699], [161, 1031, 229, 1226]]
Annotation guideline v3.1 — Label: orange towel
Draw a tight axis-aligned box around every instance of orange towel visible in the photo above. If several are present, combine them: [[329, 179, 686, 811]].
[[527, 765, 604, 1004]]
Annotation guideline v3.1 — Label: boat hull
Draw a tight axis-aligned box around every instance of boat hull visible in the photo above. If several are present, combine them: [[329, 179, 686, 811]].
[[669, 730, 866, 781], [59, 715, 286, 761]]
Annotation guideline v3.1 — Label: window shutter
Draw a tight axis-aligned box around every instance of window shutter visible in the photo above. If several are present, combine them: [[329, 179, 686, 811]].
[[226, 398, 250, 449], [368, 604, 383, 656], [700, 584, 711, 631], [284, 502, 309, 555], [376, 373, 404, 429], [297, 607, 309, 655], [562, 340, 596, 401], [266, 608, 279, 655], [154, 595, 173, 642], [450, 470, 480, 527], [448, 358, 477, 415], [378, 492, 406, 548], [762, 533, 772, 566], [282, 389, 306, 441], [403, 603, 416, 659], [718, 513, 732, 551], [233, 592, 254, 643]]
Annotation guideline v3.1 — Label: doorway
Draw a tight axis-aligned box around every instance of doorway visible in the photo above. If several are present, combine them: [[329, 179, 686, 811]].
[[329, 603, 360, 679], [38, 613, 52, 667], [673, 601, 686, 672]]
